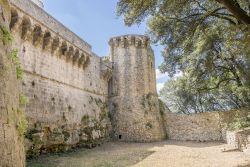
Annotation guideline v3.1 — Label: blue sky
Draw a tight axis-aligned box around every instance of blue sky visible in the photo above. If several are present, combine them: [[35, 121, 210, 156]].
[[43, 0, 169, 92]]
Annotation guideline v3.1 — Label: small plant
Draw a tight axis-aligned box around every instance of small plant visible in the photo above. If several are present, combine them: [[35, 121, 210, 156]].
[[10, 49, 24, 79], [17, 109, 28, 137], [0, 25, 13, 45], [19, 94, 28, 106]]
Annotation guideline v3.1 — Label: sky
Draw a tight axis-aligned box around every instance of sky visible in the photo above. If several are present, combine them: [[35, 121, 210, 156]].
[[42, 0, 169, 92]]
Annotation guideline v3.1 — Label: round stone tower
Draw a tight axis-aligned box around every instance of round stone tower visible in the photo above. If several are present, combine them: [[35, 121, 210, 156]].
[[109, 35, 166, 142], [31, 0, 44, 8]]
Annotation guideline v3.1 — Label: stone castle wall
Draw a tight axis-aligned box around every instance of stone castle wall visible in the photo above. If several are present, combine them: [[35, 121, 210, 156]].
[[2, 0, 246, 162], [0, 0, 26, 166], [109, 35, 166, 142], [9, 0, 112, 156], [164, 110, 248, 141]]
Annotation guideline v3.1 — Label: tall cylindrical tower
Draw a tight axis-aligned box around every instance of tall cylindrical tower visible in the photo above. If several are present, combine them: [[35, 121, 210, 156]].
[[31, 0, 44, 8], [109, 35, 166, 142]]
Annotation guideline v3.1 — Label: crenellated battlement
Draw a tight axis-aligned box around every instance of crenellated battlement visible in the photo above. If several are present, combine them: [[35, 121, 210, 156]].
[[9, 0, 91, 69], [1, 0, 164, 158], [109, 35, 150, 48]]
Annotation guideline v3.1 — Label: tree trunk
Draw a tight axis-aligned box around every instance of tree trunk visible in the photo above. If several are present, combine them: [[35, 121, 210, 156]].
[[216, 0, 250, 24]]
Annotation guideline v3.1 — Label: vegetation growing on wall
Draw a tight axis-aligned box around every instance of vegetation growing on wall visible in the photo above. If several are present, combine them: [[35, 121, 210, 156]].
[[19, 94, 29, 106], [228, 112, 250, 130], [17, 108, 28, 137], [10, 49, 24, 79], [1, 25, 28, 138], [0, 25, 13, 45], [17, 94, 28, 138]]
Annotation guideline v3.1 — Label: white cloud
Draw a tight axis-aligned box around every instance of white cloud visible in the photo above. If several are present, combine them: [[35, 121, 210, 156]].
[[155, 69, 168, 80], [157, 82, 164, 94]]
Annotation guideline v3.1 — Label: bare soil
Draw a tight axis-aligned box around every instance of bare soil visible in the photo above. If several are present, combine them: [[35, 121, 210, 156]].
[[27, 141, 250, 167]]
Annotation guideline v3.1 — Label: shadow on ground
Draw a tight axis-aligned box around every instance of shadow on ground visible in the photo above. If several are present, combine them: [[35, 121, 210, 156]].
[[27, 141, 250, 167], [26, 142, 156, 167]]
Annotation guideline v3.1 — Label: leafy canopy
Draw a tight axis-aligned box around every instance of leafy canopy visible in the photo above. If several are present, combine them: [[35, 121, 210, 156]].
[[117, 0, 250, 113]]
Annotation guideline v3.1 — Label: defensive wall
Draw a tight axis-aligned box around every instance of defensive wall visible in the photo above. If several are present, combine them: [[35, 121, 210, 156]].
[[1, 0, 248, 164], [9, 0, 112, 156]]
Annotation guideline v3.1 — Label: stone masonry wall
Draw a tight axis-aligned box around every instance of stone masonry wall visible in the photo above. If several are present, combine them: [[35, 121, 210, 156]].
[[164, 110, 247, 142], [225, 128, 250, 154], [0, 0, 25, 166], [9, 0, 112, 157], [109, 35, 166, 142]]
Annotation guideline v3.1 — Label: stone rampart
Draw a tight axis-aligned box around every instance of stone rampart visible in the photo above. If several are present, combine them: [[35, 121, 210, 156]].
[[0, 0, 25, 166], [164, 110, 248, 142], [8, 0, 112, 157]]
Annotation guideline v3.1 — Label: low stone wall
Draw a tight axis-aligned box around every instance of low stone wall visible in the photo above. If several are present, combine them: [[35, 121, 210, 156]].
[[164, 110, 248, 142], [225, 128, 250, 154]]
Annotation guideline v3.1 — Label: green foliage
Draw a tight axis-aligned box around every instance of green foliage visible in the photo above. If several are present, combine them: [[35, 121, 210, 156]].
[[19, 94, 28, 106], [10, 49, 24, 79], [117, 0, 250, 113], [18, 93, 29, 138], [0, 26, 24, 79], [17, 108, 28, 137], [160, 73, 250, 114], [0, 25, 13, 45], [228, 113, 250, 130]]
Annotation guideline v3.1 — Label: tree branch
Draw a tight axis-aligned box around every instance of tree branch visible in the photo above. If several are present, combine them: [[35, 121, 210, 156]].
[[215, 0, 250, 24]]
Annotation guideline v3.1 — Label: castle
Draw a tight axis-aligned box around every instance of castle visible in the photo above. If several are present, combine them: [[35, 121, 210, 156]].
[[1, 0, 248, 164], [7, 0, 166, 156]]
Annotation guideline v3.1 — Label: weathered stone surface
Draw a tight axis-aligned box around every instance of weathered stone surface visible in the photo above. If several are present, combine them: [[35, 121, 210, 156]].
[[30, 0, 43, 8], [0, 0, 25, 166], [164, 110, 248, 142], [225, 128, 250, 155], [109, 35, 166, 142], [4, 0, 247, 162], [7, 0, 111, 157]]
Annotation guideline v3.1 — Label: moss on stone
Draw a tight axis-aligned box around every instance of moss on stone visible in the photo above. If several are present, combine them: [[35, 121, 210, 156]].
[[0, 25, 13, 45], [17, 108, 28, 137], [19, 94, 28, 106], [9, 49, 24, 79]]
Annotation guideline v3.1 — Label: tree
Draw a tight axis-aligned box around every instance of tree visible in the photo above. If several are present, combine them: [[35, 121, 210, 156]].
[[117, 0, 250, 113]]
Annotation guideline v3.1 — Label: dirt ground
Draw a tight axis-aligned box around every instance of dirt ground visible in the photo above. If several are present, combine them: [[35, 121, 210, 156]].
[[27, 141, 250, 167]]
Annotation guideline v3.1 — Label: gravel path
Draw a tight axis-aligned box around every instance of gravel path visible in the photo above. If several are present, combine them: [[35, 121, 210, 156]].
[[27, 141, 250, 167]]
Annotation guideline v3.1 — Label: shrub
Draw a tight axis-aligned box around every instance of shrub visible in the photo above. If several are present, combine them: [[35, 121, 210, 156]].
[[19, 94, 28, 106], [0, 25, 13, 45], [17, 109, 28, 137], [10, 49, 24, 79]]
